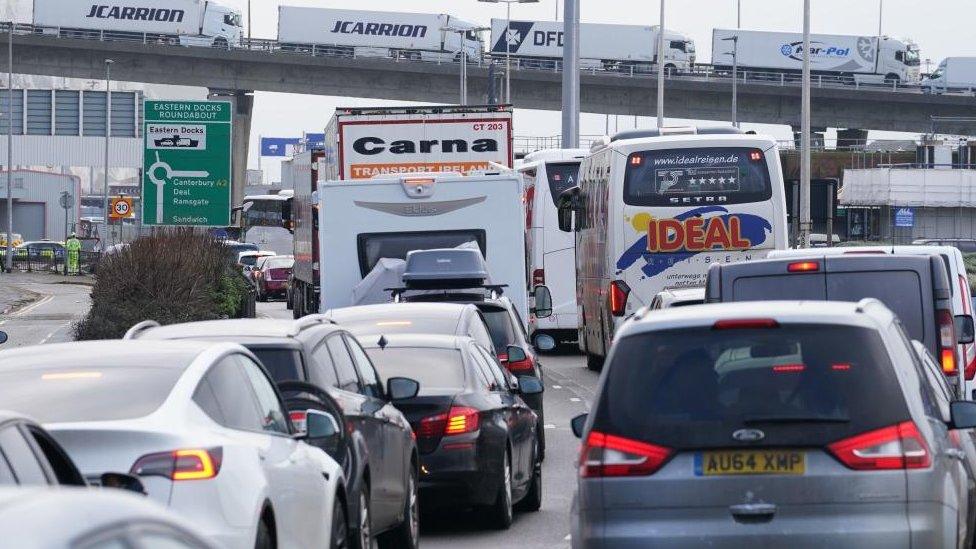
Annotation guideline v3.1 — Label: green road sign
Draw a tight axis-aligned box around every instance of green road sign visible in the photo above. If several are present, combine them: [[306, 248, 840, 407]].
[[142, 100, 232, 227]]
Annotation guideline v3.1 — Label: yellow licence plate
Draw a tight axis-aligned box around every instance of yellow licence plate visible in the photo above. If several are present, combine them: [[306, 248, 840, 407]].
[[695, 450, 805, 476]]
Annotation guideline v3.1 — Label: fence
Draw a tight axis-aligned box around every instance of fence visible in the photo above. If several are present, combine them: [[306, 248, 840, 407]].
[[0, 246, 100, 275]]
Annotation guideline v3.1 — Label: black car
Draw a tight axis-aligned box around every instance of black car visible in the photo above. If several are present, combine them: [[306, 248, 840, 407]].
[[127, 318, 421, 549], [361, 332, 543, 529]]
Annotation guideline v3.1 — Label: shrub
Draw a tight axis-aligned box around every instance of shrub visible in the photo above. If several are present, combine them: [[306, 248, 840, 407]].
[[75, 230, 247, 340]]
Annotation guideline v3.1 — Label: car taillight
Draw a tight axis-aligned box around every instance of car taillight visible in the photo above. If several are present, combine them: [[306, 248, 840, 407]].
[[507, 355, 535, 374], [787, 261, 819, 272], [827, 421, 930, 470], [418, 407, 480, 439], [609, 280, 630, 317], [938, 308, 958, 376], [130, 448, 223, 481], [712, 318, 779, 330], [579, 431, 672, 478], [532, 268, 545, 286], [290, 410, 307, 434]]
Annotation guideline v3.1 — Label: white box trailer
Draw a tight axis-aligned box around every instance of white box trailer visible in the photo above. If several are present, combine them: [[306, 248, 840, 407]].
[[711, 29, 920, 83], [277, 7, 482, 61], [489, 19, 695, 72], [318, 173, 529, 324], [922, 57, 976, 93], [32, 0, 242, 46], [322, 105, 514, 181]]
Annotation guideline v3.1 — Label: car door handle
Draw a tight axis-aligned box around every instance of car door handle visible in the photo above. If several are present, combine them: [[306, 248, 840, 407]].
[[729, 503, 777, 521], [947, 448, 967, 461]]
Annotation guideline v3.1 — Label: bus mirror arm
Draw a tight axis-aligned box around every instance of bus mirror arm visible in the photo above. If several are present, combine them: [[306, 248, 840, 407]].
[[557, 186, 582, 233]]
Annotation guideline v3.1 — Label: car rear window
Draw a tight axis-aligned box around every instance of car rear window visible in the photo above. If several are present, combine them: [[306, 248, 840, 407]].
[[248, 348, 303, 382], [480, 309, 517, 351], [0, 367, 183, 423], [334, 316, 462, 339], [546, 162, 581, 207], [364, 348, 465, 394], [731, 271, 926, 343], [592, 324, 909, 450]]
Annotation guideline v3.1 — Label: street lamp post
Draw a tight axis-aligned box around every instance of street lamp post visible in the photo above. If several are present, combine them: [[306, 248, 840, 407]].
[[722, 35, 739, 128], [799, 0, 812, 248], [5, 21, 13, 273], [561, 0, 579, 148], [102, 59, 113, 248], [656, 0, 665, 127], [442, 26, 490, 106], [478, 0, 539, 104]]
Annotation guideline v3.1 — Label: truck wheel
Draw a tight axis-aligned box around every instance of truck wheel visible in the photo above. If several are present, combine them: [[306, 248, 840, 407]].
[[586, 352, 604, 372]]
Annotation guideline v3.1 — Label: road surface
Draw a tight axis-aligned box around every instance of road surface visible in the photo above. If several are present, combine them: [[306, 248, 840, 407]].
[[0, 279, 92, 348]]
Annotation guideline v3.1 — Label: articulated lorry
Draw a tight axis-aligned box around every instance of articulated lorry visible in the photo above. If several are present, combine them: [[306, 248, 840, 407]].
[[32, 0, 242, 47], [922, 57, 976, 93], [277, 7, 482, 62], [711, 29, 920, 83], [489, 20, 695, 72], [288, 105, 514, 317]]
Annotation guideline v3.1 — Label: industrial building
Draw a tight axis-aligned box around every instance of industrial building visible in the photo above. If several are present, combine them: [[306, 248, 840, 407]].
[[0, 169, 81, 242]]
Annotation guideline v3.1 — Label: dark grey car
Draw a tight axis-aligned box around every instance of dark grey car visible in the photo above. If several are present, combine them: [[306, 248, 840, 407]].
[[571, 300, 976, 548]]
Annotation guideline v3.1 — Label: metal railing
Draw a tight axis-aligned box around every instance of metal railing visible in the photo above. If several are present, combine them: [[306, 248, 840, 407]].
[[0, 245, 100, 275], [5, 21, 972, 97]]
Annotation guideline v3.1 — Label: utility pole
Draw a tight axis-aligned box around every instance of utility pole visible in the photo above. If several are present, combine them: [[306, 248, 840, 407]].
[[560, 0, 579, 148], [4, 22, 12, 273], [799, 0, 812, 248], [737, 0, 741, 28], [878, 0, 883, 36], [656, 0, 665, 127], [722, 36, 739, 128], [102, 59, 113, 248]]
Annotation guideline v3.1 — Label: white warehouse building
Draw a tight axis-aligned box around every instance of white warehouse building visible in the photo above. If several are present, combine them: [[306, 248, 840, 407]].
[[0, 169, 81, 242]]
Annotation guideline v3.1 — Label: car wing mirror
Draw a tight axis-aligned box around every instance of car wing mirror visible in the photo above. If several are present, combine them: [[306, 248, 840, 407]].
[[387, 377, 420, 401], [505, 345, 527, 363], [532, 285, 553, 319], [950, 401, 976, 430], [0, 330, 6, 345], [570, 413, 588, 439], [533, 333, 556, 352], [304, 409, 341, 441], [956, 315, 975, 345], [516, 375, 544, 396], [100, 472, 147, 495]]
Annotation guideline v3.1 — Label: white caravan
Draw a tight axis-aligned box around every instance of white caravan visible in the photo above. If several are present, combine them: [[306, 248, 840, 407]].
[[519, 149, 587, 346], [557, 128, 789, 371], [317, 173, 529, 326]]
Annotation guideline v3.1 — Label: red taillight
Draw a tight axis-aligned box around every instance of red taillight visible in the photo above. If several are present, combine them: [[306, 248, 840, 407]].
[[629, 154, 643, 166], [938, 309, 958, 376], [609, 280, 630, 317], [787, 261, 819, 273], [290, 410, 307, 433], [579, 431, 672, 478], [828, 421, 930, 470], [712, 318, 779, 330], [532, 268, 545, 286], [772, 363, 805, 373], [749, 150, 763, 162], [131, 448, 223, 481], [507, 356, 535, 374], [418, 406, 480, 439]]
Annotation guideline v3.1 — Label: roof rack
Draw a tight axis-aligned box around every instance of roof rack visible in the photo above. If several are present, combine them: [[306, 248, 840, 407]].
[[290, 314, 335, 335], [122, 320, 161, 340], [387, 284, 508, 303], [854, 297, 885, 313]]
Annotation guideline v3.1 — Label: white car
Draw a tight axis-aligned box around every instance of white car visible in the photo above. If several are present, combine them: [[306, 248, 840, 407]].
[[0, 340, 348, 549], [0, 486, 217, 549]]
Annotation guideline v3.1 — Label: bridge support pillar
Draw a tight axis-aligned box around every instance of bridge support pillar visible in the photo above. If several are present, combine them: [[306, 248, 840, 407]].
[[837, 128, 868, 150], [208, 88, 253, 228]]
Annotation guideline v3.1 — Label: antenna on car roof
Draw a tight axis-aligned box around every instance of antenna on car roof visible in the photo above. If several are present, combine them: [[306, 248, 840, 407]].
[[377, 335, 388, 350]]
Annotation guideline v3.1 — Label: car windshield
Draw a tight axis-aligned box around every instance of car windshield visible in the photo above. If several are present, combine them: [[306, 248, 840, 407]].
[[0, 367, 183, 423], [265, 257, 294, 270], [248, 347, 303, 382], [480, 308, 517, 351], [592, 324, 909, 450], [365, 347, 466, 394]]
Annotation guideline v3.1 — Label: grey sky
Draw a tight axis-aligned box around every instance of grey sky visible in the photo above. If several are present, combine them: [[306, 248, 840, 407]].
[[9, 0, 976, 182]]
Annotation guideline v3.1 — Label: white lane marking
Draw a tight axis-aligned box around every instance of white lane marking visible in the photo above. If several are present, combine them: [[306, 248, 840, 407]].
[[552, 385, 562, 389], [39, 330, 59, 344], [13, 293, 53, 317], [569, 397, 581, 402], [544, 424, 556, 429]]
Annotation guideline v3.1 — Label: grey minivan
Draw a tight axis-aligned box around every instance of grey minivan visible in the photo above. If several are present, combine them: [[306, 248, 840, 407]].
[[571, 300, 976, 548], [705, 254, 971, 378]]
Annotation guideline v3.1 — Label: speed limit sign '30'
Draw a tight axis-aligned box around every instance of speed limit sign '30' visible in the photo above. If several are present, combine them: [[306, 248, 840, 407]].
[[110, 197, 134, 220]]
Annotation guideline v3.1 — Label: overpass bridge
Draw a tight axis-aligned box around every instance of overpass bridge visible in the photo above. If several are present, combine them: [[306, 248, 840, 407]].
[[3, 28, 976, 136]]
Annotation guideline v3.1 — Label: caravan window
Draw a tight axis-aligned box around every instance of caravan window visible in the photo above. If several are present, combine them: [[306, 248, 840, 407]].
[[546, 162, 581, 206], [624, 147, 772, 207], [357, 230, 487, 277]]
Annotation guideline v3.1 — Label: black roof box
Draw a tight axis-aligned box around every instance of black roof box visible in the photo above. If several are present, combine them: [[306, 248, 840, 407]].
[[401, 248, 489, 290]]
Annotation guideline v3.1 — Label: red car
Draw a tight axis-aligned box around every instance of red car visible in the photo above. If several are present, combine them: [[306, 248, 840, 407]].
[[254, 255, 294, 302]]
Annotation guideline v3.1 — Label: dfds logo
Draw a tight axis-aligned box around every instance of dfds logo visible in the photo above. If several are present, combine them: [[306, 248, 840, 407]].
[[616, 206, 772, 278]]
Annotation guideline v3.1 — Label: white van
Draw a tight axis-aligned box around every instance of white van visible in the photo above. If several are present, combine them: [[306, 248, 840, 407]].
[[519, 149, 588, 347], [770, 245, 976, 398], [317, 173, 530, 327], [556, 128, 789, 370]]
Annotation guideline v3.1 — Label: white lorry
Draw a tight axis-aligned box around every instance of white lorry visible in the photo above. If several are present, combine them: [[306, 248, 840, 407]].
[[32, 0, 242, 47], [922, 57, 976, 93], [711, 29, 920, 84], [321, 105, 514, 181], [277, 7, 482, 62], [317, 173, 530, 324], [490, 19, 695, 72]]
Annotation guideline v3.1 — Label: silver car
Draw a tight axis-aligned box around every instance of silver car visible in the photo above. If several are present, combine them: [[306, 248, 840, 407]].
[[571, 299, 976, 548]]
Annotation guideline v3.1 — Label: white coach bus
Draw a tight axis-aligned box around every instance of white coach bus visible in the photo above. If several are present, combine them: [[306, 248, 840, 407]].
[[556, 127, 789, 370]]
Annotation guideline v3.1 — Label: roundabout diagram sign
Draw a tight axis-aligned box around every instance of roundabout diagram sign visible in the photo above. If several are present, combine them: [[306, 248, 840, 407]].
[[142, 100, 232, 226]]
